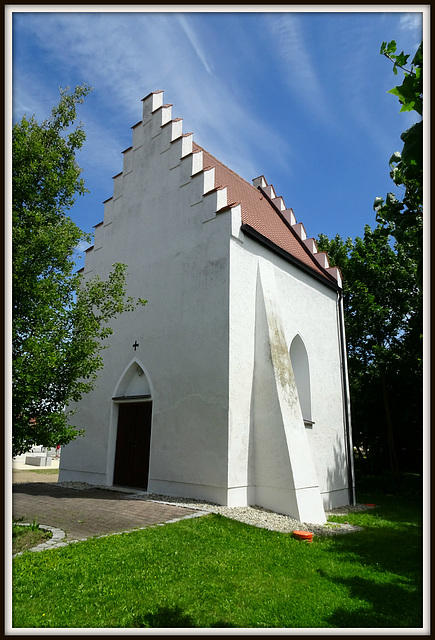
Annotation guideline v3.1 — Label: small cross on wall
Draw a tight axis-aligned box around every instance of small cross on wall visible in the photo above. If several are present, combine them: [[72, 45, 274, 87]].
[[132, 340, 139, 351]]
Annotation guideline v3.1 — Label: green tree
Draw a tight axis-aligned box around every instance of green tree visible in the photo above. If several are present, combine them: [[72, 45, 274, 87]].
[[12, 86, 146, 457], [374, 40, 423, 282], [317, 40, 424, 487], [318, 225, 422, 482]]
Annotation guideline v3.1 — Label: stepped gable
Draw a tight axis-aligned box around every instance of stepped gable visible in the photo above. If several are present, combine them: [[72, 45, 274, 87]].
[[192, 143, 340, 286], [86, 90, 341, 287]]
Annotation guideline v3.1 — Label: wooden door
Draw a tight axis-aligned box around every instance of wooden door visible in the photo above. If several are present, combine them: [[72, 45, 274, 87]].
[[113, 402, 152, 490]]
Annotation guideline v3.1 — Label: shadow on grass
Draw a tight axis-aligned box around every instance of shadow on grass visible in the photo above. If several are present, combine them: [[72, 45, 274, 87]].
[[318, 492, 423, 628], [133, 605, 194, 628], [322, 525, 422, 578], [324, 491, 422, 565], [318, 573, 423, 628], [132, 605, 237, 628]]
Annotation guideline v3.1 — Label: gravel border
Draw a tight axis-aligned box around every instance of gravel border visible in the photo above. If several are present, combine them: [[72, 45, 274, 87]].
[[12, 523, 66, 558], [57, 482, 368, 537], [12, 511, 210, 556]]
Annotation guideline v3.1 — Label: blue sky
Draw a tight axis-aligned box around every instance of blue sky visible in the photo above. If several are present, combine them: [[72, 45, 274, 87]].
[[9, 7, 425, 259]]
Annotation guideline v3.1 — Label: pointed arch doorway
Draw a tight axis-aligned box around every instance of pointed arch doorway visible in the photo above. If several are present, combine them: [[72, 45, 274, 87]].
[[112, 360, 153, 491]]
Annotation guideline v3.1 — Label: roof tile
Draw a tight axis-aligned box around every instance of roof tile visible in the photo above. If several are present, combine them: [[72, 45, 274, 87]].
[[195, 145, 331, 281]]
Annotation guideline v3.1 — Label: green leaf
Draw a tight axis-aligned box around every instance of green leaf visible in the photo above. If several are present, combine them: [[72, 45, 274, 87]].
[[395, 52, 410, 68], [381, 40, 397, 56]]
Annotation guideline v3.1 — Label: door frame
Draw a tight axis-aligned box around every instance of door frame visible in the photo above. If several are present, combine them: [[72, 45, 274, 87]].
[[106, 358, 154, 488]]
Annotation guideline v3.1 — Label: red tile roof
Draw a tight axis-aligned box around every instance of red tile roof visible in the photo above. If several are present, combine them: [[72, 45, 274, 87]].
[[194, 144, 335, 284]]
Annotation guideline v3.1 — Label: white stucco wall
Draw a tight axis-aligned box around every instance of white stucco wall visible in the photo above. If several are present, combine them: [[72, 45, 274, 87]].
[[228, 234, 351, 514], [60, 91, 353, 520], [60, 95, 233, 503]]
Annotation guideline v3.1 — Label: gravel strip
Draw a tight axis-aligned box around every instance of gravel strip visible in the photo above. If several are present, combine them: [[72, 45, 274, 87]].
[[12, 523, 66, 558], [57, 482, 369, 537]]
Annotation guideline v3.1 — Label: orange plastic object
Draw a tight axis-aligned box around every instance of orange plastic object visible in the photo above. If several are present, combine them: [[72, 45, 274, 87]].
[[292, 530, 313, 542]]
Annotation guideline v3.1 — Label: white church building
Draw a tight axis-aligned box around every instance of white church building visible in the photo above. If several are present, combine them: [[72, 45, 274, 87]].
[[59, 90, 355, 524]]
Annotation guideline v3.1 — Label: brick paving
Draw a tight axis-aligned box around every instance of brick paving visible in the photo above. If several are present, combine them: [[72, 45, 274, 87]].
[[12, 483, 202, 542]]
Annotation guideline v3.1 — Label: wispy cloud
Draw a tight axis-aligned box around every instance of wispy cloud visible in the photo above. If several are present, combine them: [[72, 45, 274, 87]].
[[398, 12, 423, 52], [13, 12, 292, 187], [399, 13, 423, 33], [265, 13, 334, 126], [14, 14, 180, 118], [176, 14, 213, 75]]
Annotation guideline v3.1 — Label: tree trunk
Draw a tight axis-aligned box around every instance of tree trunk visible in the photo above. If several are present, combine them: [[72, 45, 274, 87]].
[[381, 373, 400, 489]]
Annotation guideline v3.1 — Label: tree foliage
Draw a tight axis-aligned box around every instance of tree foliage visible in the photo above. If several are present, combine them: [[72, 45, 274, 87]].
[[12, 86, 146, 457], [374, 40, 423, 280], [316, 40, 423, 482], [317, 226, 422, 479]]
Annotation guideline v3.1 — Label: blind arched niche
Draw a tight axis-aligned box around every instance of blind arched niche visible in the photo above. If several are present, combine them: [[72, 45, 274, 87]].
[[289, 334, 313, 427]]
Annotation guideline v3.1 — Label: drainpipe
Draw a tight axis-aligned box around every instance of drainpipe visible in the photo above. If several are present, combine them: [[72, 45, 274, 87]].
[[338, 289, 356, 505]]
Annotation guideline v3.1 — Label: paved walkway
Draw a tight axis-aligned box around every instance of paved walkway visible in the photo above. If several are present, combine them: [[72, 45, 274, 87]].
[[12, 482, 203, 544]]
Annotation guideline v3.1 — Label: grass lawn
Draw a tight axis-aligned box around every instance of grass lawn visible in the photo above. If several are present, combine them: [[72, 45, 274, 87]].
[[12, 468, 59, 475], [12, 522, 52, 556], [12, 491, 423, 629]]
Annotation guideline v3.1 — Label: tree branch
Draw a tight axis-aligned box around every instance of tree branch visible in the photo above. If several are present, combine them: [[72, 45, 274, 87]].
[[382, 52, 415, 77]]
